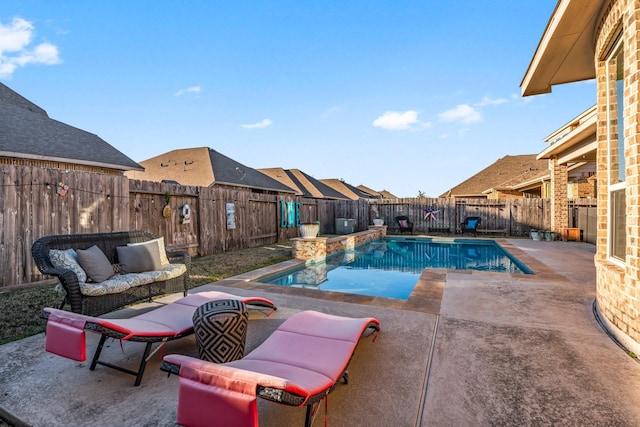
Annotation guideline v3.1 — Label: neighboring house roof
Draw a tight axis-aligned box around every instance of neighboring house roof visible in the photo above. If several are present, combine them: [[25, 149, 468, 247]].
[[486, 166, 550, 193], [357, 185, 398, 199], [521, 0, 602, 96], [357, 185, 382, 198], [440, 154, 550, 198], [127, 147, 296, 193], [378, 190, 397, 199], [0, 83, 143, 171], [357, 185, 381, 198], [320, 179, 376, 200], [259, 168, 348, 199]]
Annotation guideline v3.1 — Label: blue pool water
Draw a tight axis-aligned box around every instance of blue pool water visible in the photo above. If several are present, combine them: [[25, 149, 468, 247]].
[[258, 238, 532, 300]]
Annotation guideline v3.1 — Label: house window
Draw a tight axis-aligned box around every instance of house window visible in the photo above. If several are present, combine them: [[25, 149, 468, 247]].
[[607, 42, 626, 261]]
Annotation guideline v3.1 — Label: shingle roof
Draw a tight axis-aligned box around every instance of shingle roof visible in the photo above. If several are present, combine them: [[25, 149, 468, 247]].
[[440, 154, 549, 197], [320, 179, 377, 200], [357, 185, 381, 198], [259, 168, 348, 199], [378, 189, 398, 198], [0, 83, 47, 115], [129, 147, 296, 193], [356, 185, 398, 199], [0, 83, 143, 171]]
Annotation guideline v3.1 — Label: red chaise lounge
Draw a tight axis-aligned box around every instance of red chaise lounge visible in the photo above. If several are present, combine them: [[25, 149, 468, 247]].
[[42, 291, 276, 386], [162, 310, 380, 427]]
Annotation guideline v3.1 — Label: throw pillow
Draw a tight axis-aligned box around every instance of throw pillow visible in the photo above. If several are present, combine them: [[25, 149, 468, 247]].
[[117, 244, 162, 274], [49, 249, 88, 283], [77, 245, 115, 282], [127, 237, 169, 267], [399, 220, 408, 227], [467, 219, 478, 229]]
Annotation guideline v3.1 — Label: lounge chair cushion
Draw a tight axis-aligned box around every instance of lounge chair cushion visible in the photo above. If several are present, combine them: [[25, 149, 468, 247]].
[[42, 291, 278, 386], [77, 245, 115, 282], [164, 311, 380, 426]]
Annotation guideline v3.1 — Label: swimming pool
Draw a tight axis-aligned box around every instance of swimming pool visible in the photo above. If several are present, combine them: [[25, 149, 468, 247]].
[[258, 238, 532, 300]]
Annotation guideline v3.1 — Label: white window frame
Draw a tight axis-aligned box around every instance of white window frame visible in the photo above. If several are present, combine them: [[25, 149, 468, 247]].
[[606, 39, 626, 266]]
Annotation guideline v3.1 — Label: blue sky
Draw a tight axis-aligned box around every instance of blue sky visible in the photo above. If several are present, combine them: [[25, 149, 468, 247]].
[[1, 1, 595, 197]]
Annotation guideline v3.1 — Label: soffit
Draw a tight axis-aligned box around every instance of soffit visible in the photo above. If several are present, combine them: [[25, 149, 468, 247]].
[[521, 0, 604, 96], [537, 109, 597, 163], [556, 137, 597, 163]]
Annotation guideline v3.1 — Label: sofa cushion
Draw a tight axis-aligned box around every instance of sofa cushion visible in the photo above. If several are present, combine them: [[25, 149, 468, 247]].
[[117, 244, 162, 274], [49, 249, 87, 283], [150, 263, 187, 281], [80, 273, 152, 296], [77, 245, 115, 282], [127, 238, 169, 267], [78, 264, 187, 296]]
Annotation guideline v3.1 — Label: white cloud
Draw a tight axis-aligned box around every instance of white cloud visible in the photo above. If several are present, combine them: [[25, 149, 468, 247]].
[[0, 17, 61, 78], [372, 110, 419, 130], [0, 17, 32, 52], [475, 96, 507, 107], [438, 104, 483, 124], [174, 85, 202, 96], [242, 119, 273, 129]]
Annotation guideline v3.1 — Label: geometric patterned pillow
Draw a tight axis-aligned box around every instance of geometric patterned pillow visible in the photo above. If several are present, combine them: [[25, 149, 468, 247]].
[[49, 248, 87, 283]]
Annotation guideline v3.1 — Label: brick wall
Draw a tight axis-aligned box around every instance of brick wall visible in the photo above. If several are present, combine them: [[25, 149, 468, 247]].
[[574, 181, 595, 198], [594, 0, 640, 345], [550, 157, 568, 231]]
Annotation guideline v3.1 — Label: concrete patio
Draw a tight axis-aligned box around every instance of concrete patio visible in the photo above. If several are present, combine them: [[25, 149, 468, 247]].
[[2, 238, 640, 426]]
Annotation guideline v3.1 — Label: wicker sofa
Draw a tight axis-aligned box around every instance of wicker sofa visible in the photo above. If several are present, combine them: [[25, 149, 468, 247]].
[[32, 231, 192, 316]]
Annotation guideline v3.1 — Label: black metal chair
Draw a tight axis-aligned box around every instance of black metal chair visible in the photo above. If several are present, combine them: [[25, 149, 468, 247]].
[[460, 216, 481, 236], [395, 216, 414, 234]]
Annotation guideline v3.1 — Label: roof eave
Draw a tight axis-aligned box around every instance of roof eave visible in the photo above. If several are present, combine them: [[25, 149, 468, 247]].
[[0, 151, 144, 172], [537, 110, 597, 160], [521, 0, 602, 97]]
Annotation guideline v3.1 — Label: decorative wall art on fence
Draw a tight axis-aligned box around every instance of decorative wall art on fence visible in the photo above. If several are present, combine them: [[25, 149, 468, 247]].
[[226, 203, 236, 229], [279, 200, 300, 228]]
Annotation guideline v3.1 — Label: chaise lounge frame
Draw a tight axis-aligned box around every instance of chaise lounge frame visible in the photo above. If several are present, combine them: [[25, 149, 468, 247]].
[[42, 291, 277, 386], [161, 310, 380, 427]]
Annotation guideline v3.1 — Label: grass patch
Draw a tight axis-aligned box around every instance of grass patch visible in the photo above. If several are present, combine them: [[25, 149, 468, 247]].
[[188, 243, 292, 286], [0, 243, 292, 345], [0, 285, 60, 345]]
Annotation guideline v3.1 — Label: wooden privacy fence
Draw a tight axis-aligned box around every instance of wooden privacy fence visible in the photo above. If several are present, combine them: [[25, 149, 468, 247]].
[[0, 165, 129, 288], [2, 165, 560, 288], [128, 181, 370, 256], [570, 198, 598, 244], [368, 198, 551, 236]]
